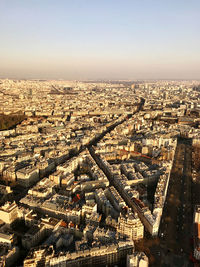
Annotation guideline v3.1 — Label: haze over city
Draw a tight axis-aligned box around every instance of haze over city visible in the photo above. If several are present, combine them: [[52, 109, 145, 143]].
[[0, 0, 200, 80]]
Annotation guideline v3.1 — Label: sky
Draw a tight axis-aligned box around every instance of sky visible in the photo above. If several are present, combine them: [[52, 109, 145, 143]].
[[0, 0, 200, 80]]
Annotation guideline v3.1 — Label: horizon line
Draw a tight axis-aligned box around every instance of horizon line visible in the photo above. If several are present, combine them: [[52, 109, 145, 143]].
[[0, 76, 200, 82]]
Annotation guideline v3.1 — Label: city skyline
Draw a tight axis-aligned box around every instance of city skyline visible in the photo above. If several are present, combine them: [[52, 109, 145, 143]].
[[0, 79, 199, 265], [0, 0, 200, 80]]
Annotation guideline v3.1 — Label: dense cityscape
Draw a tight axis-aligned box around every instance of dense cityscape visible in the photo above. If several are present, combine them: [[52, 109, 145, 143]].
[[0, 79, 199, 266]]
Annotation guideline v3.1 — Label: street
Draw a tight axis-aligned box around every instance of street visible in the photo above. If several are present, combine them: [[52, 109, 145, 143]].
[[159, 138, 193, 266]]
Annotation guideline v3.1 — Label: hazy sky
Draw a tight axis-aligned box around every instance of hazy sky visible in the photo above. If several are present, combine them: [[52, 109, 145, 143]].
[[0, 0, 200, 80]]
